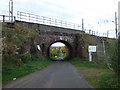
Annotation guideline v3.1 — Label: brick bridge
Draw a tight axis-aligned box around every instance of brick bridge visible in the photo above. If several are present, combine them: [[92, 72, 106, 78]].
[[16, 20, 85, 60], [1, 12, 105, 61]]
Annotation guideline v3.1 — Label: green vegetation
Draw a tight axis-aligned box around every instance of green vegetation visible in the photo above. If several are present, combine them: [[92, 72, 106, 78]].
[[109, 39, 120, 76], [70, 58, 106, 69], [70, 58, 119, 88], [50, 46, 68, 60], [3, 56, 52, 83], [102, 37, 119, 77], [2, 23, 52, 83], [2, 23, 39, 65]]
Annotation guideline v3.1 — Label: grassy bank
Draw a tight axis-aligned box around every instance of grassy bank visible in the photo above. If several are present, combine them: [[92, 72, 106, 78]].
[[2, 23, 53, 83], [3, 57, 52, 83], [70, 58, 119, 88]]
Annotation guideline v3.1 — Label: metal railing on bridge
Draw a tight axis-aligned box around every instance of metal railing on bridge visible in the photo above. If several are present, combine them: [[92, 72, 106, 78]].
[[0, 11, 108, 38], [0, 15, 16, 23], [17, 11, 82, 30]]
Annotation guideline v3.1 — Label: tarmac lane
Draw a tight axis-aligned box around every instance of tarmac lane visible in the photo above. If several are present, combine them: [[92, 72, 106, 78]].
[[3, 61, 94, 88]]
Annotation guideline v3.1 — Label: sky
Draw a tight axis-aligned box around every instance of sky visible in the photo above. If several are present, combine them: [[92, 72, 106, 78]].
[[51, 42, 65, 47], [0, 0, 120, 38]]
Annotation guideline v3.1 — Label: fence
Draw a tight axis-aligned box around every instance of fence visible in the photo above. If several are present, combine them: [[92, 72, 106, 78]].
[[17, 11, 82, 30], [0, 11, 108, 37], [17, 11, 109, 37], [0, 15, 16, 22]]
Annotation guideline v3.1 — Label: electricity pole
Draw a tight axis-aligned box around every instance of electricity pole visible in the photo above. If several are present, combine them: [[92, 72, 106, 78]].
[[9, 0, 13, 22], [82, 19, 84, 31], [115, 12, 117, 38]]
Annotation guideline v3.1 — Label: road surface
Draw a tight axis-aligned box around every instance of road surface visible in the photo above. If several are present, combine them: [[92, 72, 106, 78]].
[[3, 61, 93, 88]]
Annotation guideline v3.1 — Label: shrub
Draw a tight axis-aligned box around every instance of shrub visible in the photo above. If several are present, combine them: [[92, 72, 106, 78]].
[[110, 39, 120, 76], [2, 23, 39, 65], [20, 54, 32, 63], [31, 53, 39, 60]]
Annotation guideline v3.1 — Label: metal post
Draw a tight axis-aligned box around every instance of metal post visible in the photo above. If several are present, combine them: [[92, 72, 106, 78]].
[[115, 12, 118, 38], [92, 31, 94, 35], [17, 11, 18, 18], [118, 1, 120, 38], [55, 19, 57, 25], [29, 14, 30, 21], [82, 19, 84, 31], [61, 20, 62, 26], [11, 0, 13, 21], [9, 0, 10, 21], [89, 29, 91, 34], [20, 12, 21, 20], [3, 15, 5, 22], [49, 18, 51, 24], [74, 24, 75, 29], [107, 30, 109, 38], [9, 0, 13, 22], [36, 15, 38, 22], [14, 16, 16, 21], [89, 52, 92, 62], [93, 31, 94, 35]]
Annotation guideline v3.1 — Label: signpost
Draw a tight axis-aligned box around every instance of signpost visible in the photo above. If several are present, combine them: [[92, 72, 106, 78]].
[[88, 46, 96, 62], [9, 0, 13, 22]]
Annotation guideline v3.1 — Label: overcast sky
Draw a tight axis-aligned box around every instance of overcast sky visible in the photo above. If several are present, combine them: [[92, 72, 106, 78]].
[[51, 42, 65, 47], [0, 0, 120, 38]]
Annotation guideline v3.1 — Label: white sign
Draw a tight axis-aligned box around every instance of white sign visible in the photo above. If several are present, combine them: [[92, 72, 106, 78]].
[[37, 45, 41, 51], [88, 46, 96, 52]]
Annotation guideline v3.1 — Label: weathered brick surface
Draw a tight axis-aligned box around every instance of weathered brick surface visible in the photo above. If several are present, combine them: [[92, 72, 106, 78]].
[[15, 20, 105, 62], [15, 20, 84, 59]]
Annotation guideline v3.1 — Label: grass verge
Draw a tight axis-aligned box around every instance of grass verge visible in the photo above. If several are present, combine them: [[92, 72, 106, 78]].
[[70, 57, 119, 88], [2, 57, 52, 83]]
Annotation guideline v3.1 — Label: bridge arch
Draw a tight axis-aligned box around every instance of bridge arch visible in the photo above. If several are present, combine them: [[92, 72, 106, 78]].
[[47, 40, 73, 60]]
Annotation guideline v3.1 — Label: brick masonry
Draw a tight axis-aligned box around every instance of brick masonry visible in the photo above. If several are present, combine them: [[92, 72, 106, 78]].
[[15, 20, 105, 62]]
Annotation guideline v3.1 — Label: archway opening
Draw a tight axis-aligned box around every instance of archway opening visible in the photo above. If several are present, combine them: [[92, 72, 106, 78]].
[[48, 40, 72, 61]]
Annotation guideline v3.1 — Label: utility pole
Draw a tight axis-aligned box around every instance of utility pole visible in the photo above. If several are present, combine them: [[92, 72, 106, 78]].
[[82, 19, 84, 31], [115, 12, 117, 38], [89, 29, 91, 34], [9, 0, 13, 22], [107, 30, 109, 38], [118, 1, 120, 38]]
